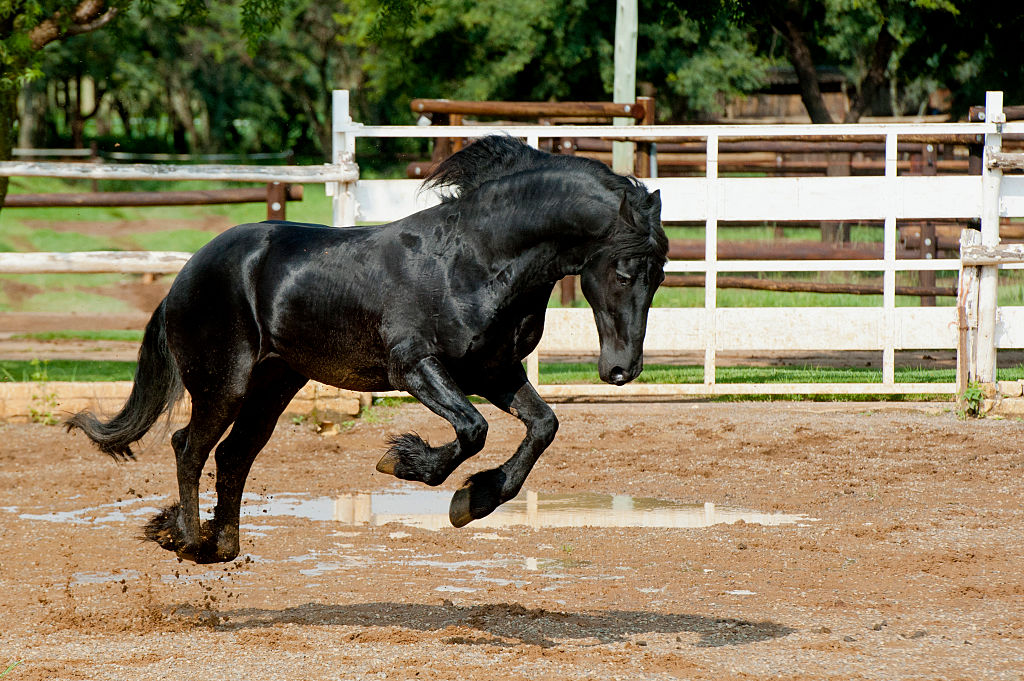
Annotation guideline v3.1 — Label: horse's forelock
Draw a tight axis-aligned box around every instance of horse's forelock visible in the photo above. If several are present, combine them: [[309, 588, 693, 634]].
[[609, 185, 668, 263]]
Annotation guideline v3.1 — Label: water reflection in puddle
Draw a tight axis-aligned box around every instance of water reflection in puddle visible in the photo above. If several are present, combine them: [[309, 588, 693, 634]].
[[9, 488, 814, 533], [242, 489, 815, 532]]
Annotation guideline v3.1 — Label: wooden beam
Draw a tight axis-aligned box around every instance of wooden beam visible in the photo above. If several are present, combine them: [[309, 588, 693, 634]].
[[3, 185, 303, 208], [0, 251, 190, 274], [409, 99, 648, 121], [961, 243, 1024, 266], [664, 274, 956, 297], [0, 161, 357, 183], [986, 150, 1024, 171]]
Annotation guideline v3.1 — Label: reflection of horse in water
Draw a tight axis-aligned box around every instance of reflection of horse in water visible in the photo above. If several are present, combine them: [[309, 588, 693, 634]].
[[67, 136, 668, 564]]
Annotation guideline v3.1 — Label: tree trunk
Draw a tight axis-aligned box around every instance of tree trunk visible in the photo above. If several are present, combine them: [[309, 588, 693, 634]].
[[842, 27, 896, 124], [0, 86, 18, 217], [777, 13, 834, 124]]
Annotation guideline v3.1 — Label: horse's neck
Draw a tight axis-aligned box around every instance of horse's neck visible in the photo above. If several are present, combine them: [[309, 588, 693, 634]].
[[470, 197, 608, 279]]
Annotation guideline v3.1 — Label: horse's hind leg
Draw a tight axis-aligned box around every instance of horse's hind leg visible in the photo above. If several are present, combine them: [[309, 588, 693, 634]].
[[145, 395, 242, 562], [206, 359, 308, 562], [449, 365, 558, 527]]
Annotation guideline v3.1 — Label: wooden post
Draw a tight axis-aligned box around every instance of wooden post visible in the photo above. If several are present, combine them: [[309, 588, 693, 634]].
[[266, 182, 287, 220], [957, 229, 982, 393], [449, 114, 464, 154], [431, 112, 452, 165], [559, 277, 576, 305], [635, 96, 655, 178], [89, 140, 100, 192], [823, 151, 851, 243], [918, 143, 938, 306]]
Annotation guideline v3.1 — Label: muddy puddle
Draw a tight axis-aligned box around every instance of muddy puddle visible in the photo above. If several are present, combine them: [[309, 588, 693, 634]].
[[245, 488, 816, 531], [12, 487, 815, 531], [10, 487, 814, 595]]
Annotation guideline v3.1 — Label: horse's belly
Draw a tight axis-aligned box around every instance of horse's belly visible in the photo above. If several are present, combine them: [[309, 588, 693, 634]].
[[276, 345, 392, 392]]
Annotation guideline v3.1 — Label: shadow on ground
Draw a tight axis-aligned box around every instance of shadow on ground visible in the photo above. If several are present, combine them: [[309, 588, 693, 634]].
[[173, 601, 796, 648]]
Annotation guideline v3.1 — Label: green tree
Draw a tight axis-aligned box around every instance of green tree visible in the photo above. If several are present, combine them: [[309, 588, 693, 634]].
[[2, 0, 124, 207], [342, 0, 770, 124], [698, 0, 1024, 123]]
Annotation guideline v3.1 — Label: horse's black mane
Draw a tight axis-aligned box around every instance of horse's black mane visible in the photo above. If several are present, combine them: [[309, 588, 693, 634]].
[[424, 135, 640, 201], [424, 135, 667, 261]]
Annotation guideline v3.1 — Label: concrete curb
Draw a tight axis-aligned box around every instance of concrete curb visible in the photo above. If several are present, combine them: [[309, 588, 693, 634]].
[[0, 381, 369, 423]]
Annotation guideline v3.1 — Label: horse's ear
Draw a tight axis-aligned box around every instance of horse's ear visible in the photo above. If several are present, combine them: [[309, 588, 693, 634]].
[[647, 189, 661, 213], [618, 192, 639, 230]]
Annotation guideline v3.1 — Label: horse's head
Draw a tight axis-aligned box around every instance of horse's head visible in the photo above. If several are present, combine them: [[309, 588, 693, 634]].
[[580, 187, 667, 386]]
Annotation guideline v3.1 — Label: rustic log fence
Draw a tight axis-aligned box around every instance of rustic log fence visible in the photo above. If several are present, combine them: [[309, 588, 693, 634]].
[[0, 161, 357, 276], [4, 150, 303, 219]]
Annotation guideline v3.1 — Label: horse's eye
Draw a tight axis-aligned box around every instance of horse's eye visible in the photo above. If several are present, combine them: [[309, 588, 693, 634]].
[[615, 270, 633, 285]]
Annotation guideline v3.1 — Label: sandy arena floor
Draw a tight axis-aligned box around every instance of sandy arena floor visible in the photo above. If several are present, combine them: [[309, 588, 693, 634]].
[[0, 400, 1022, 680]]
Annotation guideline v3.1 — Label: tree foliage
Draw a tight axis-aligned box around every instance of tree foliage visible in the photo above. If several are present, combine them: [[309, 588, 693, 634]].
[[5, 0, 1024, 185]]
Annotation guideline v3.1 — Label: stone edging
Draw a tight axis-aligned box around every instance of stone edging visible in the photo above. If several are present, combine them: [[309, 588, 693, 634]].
[[0, 381, 369, 423], [978, 380, 1024, 416]]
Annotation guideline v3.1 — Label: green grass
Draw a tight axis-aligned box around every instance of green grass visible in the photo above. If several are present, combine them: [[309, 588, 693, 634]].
[[664, 223, 884, 243], [0, 661, 22, 679], [132, 229, 219, 252], [11, 329, 144, 342], [4, 290, 135, 314], [24, 229, 120, 252], [0, 359, 137, 382], [539, 363, 963, 385], [7, 358, 1023, 388]]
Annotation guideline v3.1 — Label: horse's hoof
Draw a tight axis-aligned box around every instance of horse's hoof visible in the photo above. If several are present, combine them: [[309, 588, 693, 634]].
[[449, 484, 474, 528], [376, 451, 399, 476], [174, 544, 202, 563]]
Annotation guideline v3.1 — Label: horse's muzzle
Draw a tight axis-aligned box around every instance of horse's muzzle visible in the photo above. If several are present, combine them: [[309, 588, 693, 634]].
[[608, 367, 630, 386], [602, 364, 640, 386]]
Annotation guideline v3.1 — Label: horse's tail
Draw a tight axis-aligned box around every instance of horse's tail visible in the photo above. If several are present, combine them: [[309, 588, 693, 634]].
[[65, 299, 183, 461]]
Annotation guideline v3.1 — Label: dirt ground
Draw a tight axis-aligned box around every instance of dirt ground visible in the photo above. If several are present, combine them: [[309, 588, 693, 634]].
[[1, 400, 1022, 680]]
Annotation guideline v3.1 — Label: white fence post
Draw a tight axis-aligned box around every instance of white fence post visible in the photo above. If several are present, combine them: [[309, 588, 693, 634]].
[[612, 0, 637, 174], [703, 134, 719, 385], [977, 91, 1004, 383], [332, 89, 359, 227], [883, 133, 898, 385]]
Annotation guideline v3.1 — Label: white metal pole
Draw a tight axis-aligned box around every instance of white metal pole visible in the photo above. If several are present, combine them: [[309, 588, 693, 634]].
[[612, 0, 637, 174], [331, 89, 358, 227], [882, 133, 897, 385], [977, 91, 1004, 383], [703, 134, 719, 385]]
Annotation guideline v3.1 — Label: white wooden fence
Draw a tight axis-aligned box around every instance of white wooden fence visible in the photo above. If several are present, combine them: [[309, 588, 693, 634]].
[[2, 90, 1023, 400], [329, 89, 1024, 398]]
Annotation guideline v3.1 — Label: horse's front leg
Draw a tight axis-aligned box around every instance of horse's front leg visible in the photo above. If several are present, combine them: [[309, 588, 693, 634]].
[[376, 355, 488, 486], [449, 365, 558, 527]]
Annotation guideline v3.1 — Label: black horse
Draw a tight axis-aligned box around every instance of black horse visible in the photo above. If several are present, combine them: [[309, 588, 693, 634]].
[[66, 136, 667, 564]]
